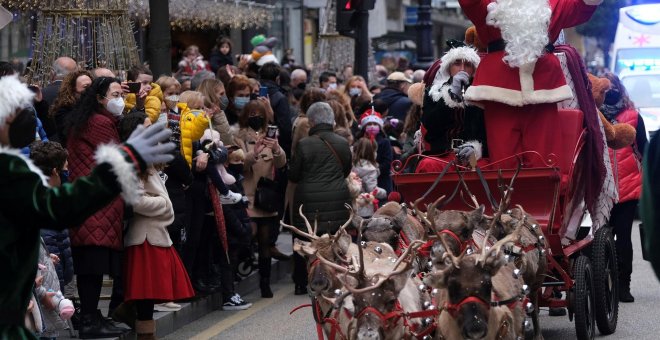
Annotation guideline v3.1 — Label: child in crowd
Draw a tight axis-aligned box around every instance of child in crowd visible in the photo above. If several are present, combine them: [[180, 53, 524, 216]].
[[177, 45, 211, 77], [124, 65, 163, 123], [357, 109, 394, 195], [30, 140, 76, 339], [155, 76, 209, 168], [31, 141, 76, 300], [210, 37, 234, 74], [118, 111, 195, 339], [351, 137, 387, 217], [179, 91, 206, 117]]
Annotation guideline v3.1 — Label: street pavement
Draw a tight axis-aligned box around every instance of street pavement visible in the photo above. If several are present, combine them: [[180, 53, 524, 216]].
[[162, 221, 660, 340]]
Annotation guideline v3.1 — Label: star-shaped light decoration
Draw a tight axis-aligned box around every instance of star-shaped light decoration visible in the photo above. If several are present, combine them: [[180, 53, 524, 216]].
[[633, 34, 651, 47]]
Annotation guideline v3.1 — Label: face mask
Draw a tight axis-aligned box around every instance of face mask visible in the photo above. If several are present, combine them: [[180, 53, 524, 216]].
[[248, 116, 264, 131], [9, 108, 37, 148], [105, 97, 125, 116], [227, 163, 244, 175], [604, 89, 621, 105], [220, 95, 229, 110], [297, 82, 306, 90], [328, 83, 337, 90], [165, 95, 180, 103], [365, 125, 380, 137], [349, 88, 362, 97], [234, 96, 250, 109], [59, 170, 70, 183]]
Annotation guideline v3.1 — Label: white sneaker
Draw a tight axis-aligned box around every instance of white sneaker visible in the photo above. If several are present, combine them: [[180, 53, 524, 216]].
[[222, 293, 252, 311], [154, 302, 182, 312], [220, 190, 243, 205]]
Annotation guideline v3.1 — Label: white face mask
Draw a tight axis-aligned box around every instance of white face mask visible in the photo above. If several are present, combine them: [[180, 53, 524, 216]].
[[105, 97, 125, 116], [328, 83, 337, 90]]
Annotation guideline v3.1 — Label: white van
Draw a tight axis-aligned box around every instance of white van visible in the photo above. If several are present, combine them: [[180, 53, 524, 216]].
[[620, 69, 660, 140], [610, 4, 660, 75]]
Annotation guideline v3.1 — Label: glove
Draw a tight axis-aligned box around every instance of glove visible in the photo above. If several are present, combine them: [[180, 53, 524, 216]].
[[125, 121, 176, 165], [449, 71, 470, 100], [456, 143, 476, 166]]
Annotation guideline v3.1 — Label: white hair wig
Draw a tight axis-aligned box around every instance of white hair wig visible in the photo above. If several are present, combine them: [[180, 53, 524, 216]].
[[486, 0, 552, 68], [0, 75, 35, 126]]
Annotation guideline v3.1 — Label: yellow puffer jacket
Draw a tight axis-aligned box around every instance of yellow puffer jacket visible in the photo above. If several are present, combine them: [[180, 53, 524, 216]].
[[124, 83, 164, 123], [174, 102, 209, 167]]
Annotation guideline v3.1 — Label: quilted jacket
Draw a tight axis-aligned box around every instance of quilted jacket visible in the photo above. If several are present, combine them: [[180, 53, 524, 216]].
[[609, 109, 644, 203], [173, 102, 209, 168], [66, 109, 124, 249], [39, 229, 74, 287], [124, 83, 164, 123]]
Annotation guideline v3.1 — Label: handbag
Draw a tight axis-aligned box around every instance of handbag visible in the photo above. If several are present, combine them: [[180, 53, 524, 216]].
[[254, 176, 279, 213]]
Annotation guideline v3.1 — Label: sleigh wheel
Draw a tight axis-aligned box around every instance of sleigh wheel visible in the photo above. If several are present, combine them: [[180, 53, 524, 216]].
[[591, 227, 619, 335], [573, 255, 595, 340]]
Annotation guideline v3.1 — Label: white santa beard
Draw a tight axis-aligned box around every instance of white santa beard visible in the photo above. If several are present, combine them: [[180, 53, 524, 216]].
[[486, 0, 552, 68]]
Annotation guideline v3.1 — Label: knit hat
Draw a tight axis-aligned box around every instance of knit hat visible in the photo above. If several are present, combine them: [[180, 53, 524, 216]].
[[360, 109, 384, 128], [250, 34, 266, 47], [0, 75, 35, 126]]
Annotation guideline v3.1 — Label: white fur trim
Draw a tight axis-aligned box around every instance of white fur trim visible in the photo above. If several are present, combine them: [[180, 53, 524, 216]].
[[94, 144, 142, 205], [0, 75, 35, 126], [360, 114, 383, 127], [583, 0, 602, 5], [439, 84, 465, 109], [433, 46, 481, 87], [463, 140, 483, 160], [464, 84, 573, 107], [0, 145, 50, 187]]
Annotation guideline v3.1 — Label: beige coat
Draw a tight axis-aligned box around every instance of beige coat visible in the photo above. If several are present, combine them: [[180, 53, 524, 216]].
[[125, 168, 175, 247], [291, 115, 310, 156], [212, 110, 234, 146], [234, 127, 287, 218]]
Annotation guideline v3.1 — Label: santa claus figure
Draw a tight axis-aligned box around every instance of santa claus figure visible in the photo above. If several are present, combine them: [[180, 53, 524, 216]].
[[460, 0, 602, 167]]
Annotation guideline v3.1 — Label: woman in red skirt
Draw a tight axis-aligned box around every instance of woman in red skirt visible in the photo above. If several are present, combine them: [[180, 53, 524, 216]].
[[120, 112, 195, 339]]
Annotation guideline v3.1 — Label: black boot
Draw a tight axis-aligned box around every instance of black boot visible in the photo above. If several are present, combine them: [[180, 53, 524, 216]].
[[78, 311, 125, 339], [259, 257, 273, 298], [619, 276, 635, 303]]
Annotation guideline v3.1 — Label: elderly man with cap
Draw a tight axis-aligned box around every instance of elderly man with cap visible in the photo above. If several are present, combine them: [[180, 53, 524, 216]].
[[373, 71, 413, 120], [0, 72, 175, 339]]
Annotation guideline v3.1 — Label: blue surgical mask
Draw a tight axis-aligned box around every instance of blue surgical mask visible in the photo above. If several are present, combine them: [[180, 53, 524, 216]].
[[220, 95, 229, 110], [234, 96, 250, 109], [59, 170, 70, 183], [349, 88, 362, 97]]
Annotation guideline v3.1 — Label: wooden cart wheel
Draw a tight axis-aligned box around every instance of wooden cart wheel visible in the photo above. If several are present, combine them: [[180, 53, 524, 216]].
[[591, 227, 619, 335], [573, 255, 595, 340]]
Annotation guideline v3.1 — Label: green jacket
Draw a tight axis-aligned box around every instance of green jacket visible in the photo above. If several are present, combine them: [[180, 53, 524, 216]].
[[0, 145, 139, 339], [641, 133, 660, 281], [289, 124, 352, 235]]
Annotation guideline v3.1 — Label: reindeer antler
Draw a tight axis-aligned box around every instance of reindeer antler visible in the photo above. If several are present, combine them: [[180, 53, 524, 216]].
[[425, 195, 446, 231], [280, 220, 320, 241], [476, 213, 526, 266], [456, 169, 480, 210], [333, 204, 354, 243], [298, 204, 316, 236], [317, 251, 357, 275], [413, 198, 432, 227]]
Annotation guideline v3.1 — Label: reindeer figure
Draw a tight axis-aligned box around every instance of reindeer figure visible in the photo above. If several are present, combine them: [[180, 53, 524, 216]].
[[424, 231, 527, 340], [319, 235, 425, 340], [353, 202, 427, 254], [282, 205, 359, 339]]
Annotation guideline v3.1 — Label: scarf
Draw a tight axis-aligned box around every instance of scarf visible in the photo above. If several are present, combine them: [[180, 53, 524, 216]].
[[600, 100, 625, 122]]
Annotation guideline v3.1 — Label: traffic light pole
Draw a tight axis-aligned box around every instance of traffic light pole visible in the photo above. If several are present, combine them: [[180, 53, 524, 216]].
[[354, 9, 370, 81], [414, 0, 434, 70]]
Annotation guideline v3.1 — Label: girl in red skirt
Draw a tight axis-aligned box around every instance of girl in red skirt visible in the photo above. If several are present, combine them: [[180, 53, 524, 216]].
[[119, 112, 195, 339]]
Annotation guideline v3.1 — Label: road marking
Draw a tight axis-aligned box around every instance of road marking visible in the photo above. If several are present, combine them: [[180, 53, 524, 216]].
[[190, 287, 292, 340]]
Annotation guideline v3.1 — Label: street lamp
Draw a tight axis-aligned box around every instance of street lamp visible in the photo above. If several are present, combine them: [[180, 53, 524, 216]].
[[414, 0, 434, 71]]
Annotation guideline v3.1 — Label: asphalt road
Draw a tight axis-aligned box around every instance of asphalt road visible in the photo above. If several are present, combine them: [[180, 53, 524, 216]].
[[163, 221, 660, 340]]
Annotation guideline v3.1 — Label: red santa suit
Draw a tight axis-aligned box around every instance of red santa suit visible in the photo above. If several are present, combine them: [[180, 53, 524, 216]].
[[460, 0, 601, 168]]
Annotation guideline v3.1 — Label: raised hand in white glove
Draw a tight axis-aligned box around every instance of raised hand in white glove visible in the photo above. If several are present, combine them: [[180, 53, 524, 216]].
[[125, 121, 176, 165], [449, 71, 470, 101], [456, 143, 477, 167]]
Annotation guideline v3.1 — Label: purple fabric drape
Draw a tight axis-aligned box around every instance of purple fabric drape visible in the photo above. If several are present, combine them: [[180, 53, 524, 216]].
[[554, 45, 606, 217]]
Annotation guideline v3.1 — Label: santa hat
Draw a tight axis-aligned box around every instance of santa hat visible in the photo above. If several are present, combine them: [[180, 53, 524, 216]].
[[428, 45, 480, 103], [360, 109, 384, 128], [0, 75, 35, 126]]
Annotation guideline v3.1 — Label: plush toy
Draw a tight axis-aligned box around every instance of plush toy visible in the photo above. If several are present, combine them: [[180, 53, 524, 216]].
[[464, 26, 486, 53], [250, 34, 279, 66], [347, 171, 363, 199], [355, 192, 378, 218], [408, 82, 425, 107], [587, 73, 636, 150]]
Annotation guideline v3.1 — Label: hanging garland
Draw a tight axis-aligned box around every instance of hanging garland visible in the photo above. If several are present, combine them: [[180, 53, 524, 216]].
[[0, 0, 274, 30]]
